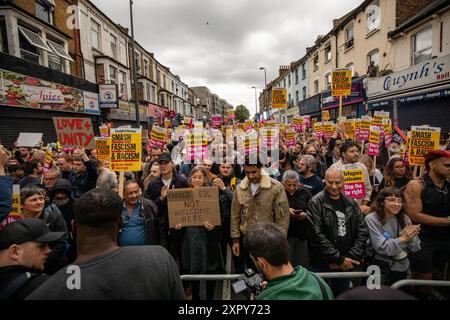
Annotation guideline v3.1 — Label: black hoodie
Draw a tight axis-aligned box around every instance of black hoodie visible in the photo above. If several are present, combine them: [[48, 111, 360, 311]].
[[0, 265, 48, 300]]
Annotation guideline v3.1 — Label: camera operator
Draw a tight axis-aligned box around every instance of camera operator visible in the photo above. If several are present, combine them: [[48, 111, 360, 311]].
[[244, 222, 333, 300]]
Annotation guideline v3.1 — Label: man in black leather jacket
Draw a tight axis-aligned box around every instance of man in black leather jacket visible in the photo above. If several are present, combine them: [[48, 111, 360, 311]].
[[307, 168, 368, 296]]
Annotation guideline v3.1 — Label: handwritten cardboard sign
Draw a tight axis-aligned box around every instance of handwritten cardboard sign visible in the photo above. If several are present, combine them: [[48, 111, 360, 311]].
[[52, 117, 95, 149], [17, 133, 43, 147], [167, 187, 221, 228]]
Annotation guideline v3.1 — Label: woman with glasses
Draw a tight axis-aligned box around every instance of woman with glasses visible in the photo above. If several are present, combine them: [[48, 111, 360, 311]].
[[365, 187, 421, 285]]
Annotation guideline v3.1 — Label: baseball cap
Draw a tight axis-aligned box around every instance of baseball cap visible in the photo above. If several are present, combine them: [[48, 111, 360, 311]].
[[158, 152, 172, 163], [424, 150, 450, 170], [0, 219, 65, 251]]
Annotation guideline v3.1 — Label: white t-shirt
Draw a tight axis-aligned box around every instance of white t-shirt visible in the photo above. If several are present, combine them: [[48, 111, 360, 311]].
[[162, 178, 172, 187], [250, 183, 260, 196]]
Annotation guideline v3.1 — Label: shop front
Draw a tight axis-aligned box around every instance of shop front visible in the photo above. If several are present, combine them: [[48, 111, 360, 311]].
[[0, 53, 99, 148], [367, 54, 450, 133], [321, 78, 366, 120], [108, 100, 149, 129], [299, 93, 321, 122], [286, 106, 299, 123]]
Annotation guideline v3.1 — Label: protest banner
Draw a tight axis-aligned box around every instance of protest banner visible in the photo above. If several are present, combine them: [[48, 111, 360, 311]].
[[393, 126, 407, 145], [343, 164, 366, 199], [283, 129, 297, 147], [313, 122, 323, 138], [95, 137, 111, 161], [99, 125, 110, 138], [373, 111, 390, 126], [368, 125, 381, 156], [322, 121, 335, 139], [272, 88, 287, 109], [358, 116, 371, 141], [260, 128, 278, 149], [383, 118, 393, 147], [243, 132, 259, 156], [167, 187, 221, 228], [322, 110, 330, 121], [17, 133, 43, 147], [164, 118, 172, 128], [211, 115, 222, 128], [0, 185, 21, 231], [227, 109, 235, 119], [408, 126, 440, 166], [344, 120, 356, 140], [150, 126, 167, 149], [109, 128, 142, 172], [52, 117, 95, 149], [302, 116, 311, 128], [292, 116, 303, 131], [42, 147, 53, 175], [185, 129, 208, 161], [332, 69, 352, 97]]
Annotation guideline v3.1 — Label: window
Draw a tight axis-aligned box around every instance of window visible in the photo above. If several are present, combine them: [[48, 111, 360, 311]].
[[325, 73, 332, 89], [413, 27, 432, 65], [110, 34, 117, 59], [288, 93, 292, 104], [148, 60, 153, 80], [302, 63, 306, 79], [295, 69, 299, 84], [0, 17, 8, 53], [151, 86, 156, 103], [109, 66, 117, 84], [325, 43, 332, 63], [346, 63, 354, 77], [35, 1, 52, 24], [367, 49, 379, 76], [157, 70, 161, 86], [47, 39, 73, 61], [313, 54, 319, 70], [91, 20, 100, 50], [18, 26, 51, 64], [47, 39, 67, 72], [135, 52, 141, 74], [146, 83, 151, 101], [288, 74, 291, 87], [345, 24, 354, 50], [314, 80, 319, 93], [163, 75, 166, 89], [172, 81, 175, 93], [302, 86, 307, 100], [119, 71, 127, 100], [283, 78, 286, 88], [144, 59, 149, 77], [295, 90, 299, 103]]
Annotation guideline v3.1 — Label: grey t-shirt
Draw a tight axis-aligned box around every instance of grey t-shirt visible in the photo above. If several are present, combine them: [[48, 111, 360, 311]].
[[26, 246, 184, 300], [365, 213, 421, 272]]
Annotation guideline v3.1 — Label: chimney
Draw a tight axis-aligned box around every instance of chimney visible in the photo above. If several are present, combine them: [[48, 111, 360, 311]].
[[116, 24, 129, 35], [278, 65, 290, 76], [315, 35, 323, 44]]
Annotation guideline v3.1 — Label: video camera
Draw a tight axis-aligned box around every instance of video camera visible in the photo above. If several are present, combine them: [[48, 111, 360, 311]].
[[231, 268, 264, 295]]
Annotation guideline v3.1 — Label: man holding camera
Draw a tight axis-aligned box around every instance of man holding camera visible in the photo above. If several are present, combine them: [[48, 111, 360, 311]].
[[243, 222, 332, 300]]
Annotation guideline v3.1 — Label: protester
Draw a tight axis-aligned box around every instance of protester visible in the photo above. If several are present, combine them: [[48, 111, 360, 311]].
[[307, 168, 368, 296], [20, 185, 68, 274], [142, 146, 163, 182], [119, 180, 167, 248], [18, 160, 41, 189], [7, 164, 24, 184], [143, 163, 161, 190], [56, 155, 73, 180], [231, 159, 290, 270], [365, 187, 421, 285], [68, 149, 98, 198], [0, 219, 65, 299], [245, 222, 333, 300], [302, 144, 326, 179], [16, 147, 32, 164], [42, 168, 60, 191], [379, 156, 413, 191], [26, 188, 184, 300], [96, 160, 117, 189], [0, 147, 13, 224], [297, 155, 324, 196], [404, 150, 450, 296], [282, 170, 312, 267]]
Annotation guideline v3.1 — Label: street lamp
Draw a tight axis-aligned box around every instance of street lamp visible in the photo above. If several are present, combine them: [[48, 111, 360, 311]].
[[129, 0, 140, 128], [251, 86, 257, 117], [259, 67, 267, 118]]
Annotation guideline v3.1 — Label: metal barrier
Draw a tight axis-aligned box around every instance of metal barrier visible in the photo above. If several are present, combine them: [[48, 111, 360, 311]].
[[180, 271, 370, 281], [391, 279, 450, 290]]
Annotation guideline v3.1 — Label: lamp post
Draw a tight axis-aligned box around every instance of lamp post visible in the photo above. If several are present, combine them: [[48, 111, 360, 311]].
[[251, 86, 257, 118], [130, 0, 140, 128], [259, 67, 267, 118]]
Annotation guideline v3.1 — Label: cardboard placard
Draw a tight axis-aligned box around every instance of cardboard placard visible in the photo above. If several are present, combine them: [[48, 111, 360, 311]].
[[343, 165, 366, 199], [358, 116, 372, 141], [408, 126, 440, 166], [368, 125, 381, 156], [313, 122, 323, 138], [150, 126, 167, 149], [167, 187, 221, 228], [52, 117, 95, 149], [109, 128, 142, 172], [95, 137, 111, 161], [185, 129, 208, 161], [283, 129, 297, 147], [17, 132, 43, 147], [322, 121, 335, 139]]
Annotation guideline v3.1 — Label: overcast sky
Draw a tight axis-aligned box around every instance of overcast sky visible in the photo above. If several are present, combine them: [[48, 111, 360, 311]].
[[92, 0, 362, 116]]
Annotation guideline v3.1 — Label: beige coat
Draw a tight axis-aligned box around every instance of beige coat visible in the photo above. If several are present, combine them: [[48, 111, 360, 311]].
[[231, 170, 290, 240]]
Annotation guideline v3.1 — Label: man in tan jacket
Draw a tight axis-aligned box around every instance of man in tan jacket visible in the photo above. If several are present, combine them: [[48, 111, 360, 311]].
[[231, 160, 290, 271]]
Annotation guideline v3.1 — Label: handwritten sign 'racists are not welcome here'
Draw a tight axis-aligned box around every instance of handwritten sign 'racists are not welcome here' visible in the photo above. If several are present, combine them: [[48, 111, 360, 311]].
[[167, 187, 221, 228]]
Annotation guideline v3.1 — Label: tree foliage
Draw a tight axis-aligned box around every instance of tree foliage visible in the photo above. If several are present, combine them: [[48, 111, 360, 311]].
[[234, 105, 250, 123]]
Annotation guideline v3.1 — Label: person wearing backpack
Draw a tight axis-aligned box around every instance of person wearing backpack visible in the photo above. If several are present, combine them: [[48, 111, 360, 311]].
[[0, 219, 65, 299]]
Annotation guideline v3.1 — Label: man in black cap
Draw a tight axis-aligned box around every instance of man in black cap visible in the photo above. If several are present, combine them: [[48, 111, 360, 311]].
[[144, 152, 188, 264], [0, 219, 65, 299]]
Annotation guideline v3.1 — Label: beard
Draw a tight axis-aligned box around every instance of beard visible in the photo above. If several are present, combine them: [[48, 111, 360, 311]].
[[53, 198, 69, 208]]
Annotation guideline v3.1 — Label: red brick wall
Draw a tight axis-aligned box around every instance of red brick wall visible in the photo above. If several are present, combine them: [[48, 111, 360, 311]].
[[396, 0, 437, 27]]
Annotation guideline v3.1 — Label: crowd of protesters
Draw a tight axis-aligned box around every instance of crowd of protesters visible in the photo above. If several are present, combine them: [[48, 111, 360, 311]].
[[0, 121, 449, 300]]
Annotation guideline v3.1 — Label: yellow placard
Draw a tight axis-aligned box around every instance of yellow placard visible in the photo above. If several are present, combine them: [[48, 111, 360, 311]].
[[95, 137, 111, 161], [272, 88, 287, 109], [322, 121, 335, 137], [344, 120, 356, 139], [110, 129, 142, 172], [408, 127, 440, 166], [322, 110, 330, 121], [10, 185, 21, 218], [164, 118, 172, 128], [332, 69, 352, 96], [369, 126, 381, 144]]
